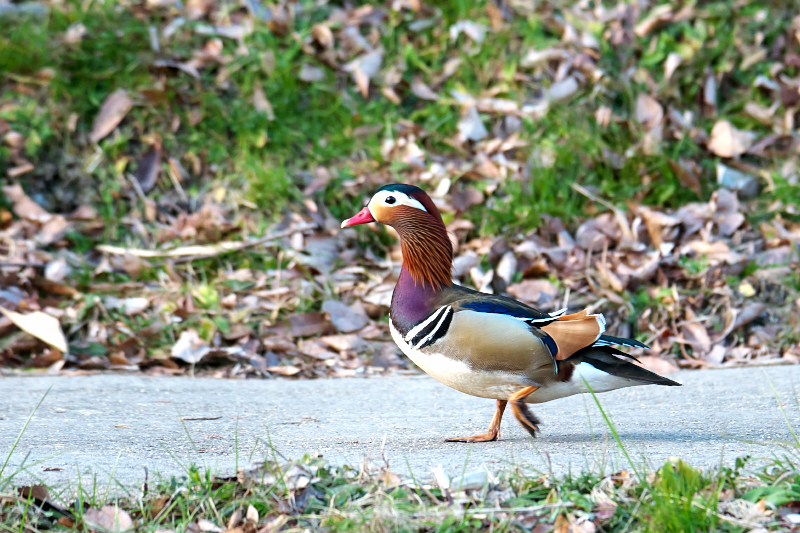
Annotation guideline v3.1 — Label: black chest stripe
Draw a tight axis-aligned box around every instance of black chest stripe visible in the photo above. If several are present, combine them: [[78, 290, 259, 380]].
[[403, 306, 447, 343], [418, 306, 453, 349], [409, 306, 453, 348]]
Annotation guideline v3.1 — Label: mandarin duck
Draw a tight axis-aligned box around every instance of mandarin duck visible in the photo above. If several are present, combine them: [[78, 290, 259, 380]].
[[342, 184, 680, 442]]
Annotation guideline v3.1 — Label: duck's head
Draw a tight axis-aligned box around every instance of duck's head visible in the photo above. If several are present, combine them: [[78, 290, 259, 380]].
[[340, 183, 443, 229], [341, 183, 452, 289]]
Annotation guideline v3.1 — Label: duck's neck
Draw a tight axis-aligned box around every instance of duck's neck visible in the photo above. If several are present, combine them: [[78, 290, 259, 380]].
[[394, 217, 453, 291], [390, 218, 453, 334]]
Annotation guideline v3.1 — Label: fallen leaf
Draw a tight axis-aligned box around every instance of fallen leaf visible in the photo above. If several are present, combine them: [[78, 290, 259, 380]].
[[449, 20, 487, 44], [36, 215, 69, 246], [64, 22, 87, 44], [18, 485, 49, 501], [716, 163, 759, 199], [451, 185, 484, 211], [595, 500, 618, 521], [506, 280, 557, 307], [104, 297, 150, 315], [197, 519, 222, 533], [321, 300, 368, 333], [90, 89, 134, 143], [27, 349, 63, 369], [2, 183, 50, 221], [311, 23, 334, 49], [133, 145, 161, 193], [457, 106, 488, 141], [7, 163, 34, 178], [266, 365, 301, 376], [707, 120, 756, 158], [298, 339, 338, 359], [343, 50, 383, 97], [411, 78, 438, 100], [637, 356, 678, 376], [83, 506, 133, 533], [171, 329, 210, 364], [668, 159, 703, 197], [45, 258, 69, 282], [638, 206, 679, 250], [253, 82, 275, 120], [664, 52, 682, 80], [289, 312, 328, 337], [704, 72, 717, 108], [0, 306, 67, 352], [635, 4, 672, 37], [546, 76, 579, 102], [683, 322, 711, 355], [635, 93, 663, 130], [298, 63, 326, 82]]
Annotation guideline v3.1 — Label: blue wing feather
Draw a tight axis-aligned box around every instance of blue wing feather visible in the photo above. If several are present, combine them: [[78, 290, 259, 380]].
[[460, 300, 555, 323]]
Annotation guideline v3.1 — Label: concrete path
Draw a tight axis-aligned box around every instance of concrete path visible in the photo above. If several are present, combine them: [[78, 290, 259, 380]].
[[1, 366, 798, 491]]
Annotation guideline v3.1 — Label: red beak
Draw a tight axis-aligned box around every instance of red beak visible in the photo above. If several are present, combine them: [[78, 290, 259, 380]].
[[341, 206, 375, 228]]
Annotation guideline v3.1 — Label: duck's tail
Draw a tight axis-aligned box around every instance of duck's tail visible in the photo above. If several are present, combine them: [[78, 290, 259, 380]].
[[572, 346, 681, 387]]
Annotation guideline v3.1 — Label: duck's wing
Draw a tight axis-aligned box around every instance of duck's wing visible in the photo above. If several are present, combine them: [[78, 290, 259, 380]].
[[441, 285, 618, 362]]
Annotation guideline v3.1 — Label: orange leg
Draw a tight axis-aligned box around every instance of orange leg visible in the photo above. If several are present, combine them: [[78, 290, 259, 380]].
[[509, 386, 541, 438], [446, 400, 507, 443]]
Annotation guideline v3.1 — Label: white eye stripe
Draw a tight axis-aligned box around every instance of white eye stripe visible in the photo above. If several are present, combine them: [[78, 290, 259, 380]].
[[369, 190, 427, 212]]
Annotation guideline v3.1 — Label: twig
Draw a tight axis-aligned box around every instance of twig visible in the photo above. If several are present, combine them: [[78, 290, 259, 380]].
[[96, 223, 315, 259]]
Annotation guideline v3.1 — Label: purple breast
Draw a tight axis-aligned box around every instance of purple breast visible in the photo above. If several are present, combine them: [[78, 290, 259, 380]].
[[390, 267, 440, 336]]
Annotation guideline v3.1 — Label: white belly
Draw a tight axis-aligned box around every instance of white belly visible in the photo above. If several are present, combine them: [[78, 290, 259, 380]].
[[528, 362, 644, 403], [390, 319, 525, 399]]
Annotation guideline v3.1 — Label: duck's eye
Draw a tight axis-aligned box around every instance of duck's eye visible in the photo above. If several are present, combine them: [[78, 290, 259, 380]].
[[385, 196, 396, 205]]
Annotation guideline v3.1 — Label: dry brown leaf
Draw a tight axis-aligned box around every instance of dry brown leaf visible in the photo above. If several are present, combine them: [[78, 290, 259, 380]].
[[707, 120, 756, 158], [298, 63, 326, 82], [289, 312, 328, 337], [134, 145, 161, 193], [668, 160, 703, 197], [506, 280, 557, 307], [90, 89, 134, 143], [36, 215, 68, 245], [321, 300, 368, 333], [343, 50, 383, 98], [596, 262, 624, 292], [83, 506, 133, 533], [253, 81, 275, 120], [664, 52, 682, 80], [7, 163, 34, 178], [3, 183, 50, 221], [266, 365, 301, 376], [638, 206, 679, 250], [171, 329, 210, 364], [683, 322, 711, 355], [637, 356, 678, 376], [0, 306, 67, 352], [411, 78, 438, 101], [635, 93, 663, 130], [457, 106, 488, 141], [311, 24, 334, 49], [635, 4, 672, 37], [298, 340, 337, 360]]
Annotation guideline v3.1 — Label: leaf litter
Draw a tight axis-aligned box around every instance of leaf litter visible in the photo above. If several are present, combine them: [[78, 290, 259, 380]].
[[0, 0, 798, 380]]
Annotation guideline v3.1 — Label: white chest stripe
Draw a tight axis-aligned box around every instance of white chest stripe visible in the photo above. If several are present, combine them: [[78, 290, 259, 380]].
[[404, 306, 448, 343], [416, 306, 453, 349]]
